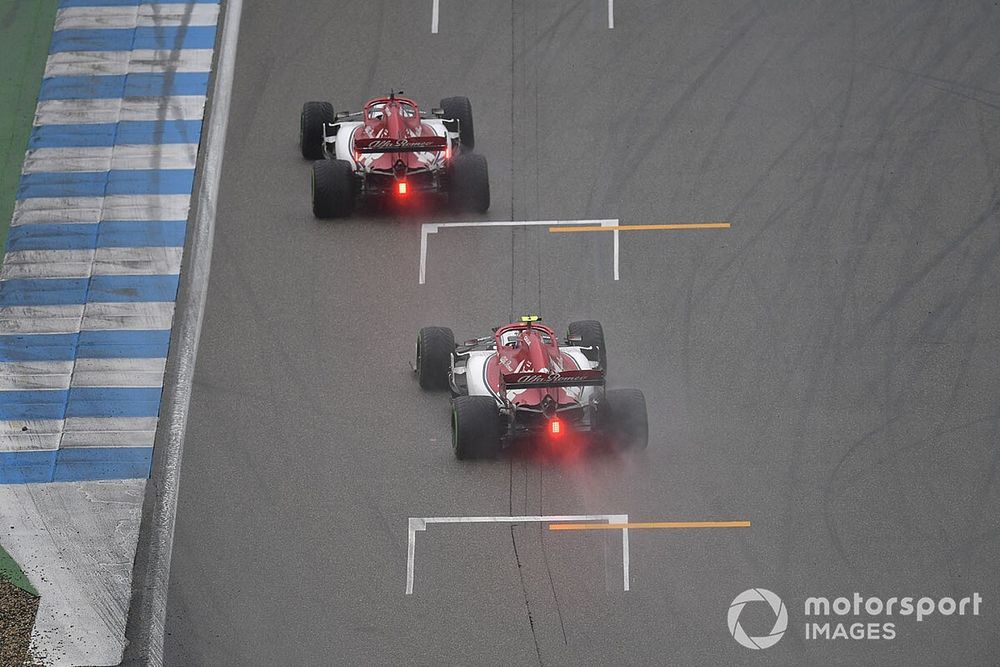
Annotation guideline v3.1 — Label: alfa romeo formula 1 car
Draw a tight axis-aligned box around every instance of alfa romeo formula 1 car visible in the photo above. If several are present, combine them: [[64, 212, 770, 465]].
[[414, 316, 648, 459], [299, 91, 489, 218]]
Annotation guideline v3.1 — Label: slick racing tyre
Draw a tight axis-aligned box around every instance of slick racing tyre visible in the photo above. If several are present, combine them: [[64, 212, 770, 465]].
[[312, 159, 355, 218], [416, 326, 455, 390], [568, 320, 607, 372], [300, 101, 334, 160], [452, 396, 501, 460], [440, 96, 475, 150], [604, 388, 648, 451], [449, 153, 490, 213]]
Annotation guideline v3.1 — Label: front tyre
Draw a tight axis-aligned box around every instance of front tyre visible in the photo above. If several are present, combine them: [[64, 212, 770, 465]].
[[300, 101, 334, 160], [449, 153, 490, 213], [312, 159, 355, 218], [416, 327, 455, 390], [604, 388, 648, 451], [452, 396, 501, 459]]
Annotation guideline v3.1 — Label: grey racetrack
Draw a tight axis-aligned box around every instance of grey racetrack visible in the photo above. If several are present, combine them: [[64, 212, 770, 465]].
[[163, 1, 1000, 664]]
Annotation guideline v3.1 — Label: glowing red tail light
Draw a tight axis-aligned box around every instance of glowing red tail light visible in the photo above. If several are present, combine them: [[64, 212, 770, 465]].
[[549, 419, 562, 437], [398, 182, 408, 195]]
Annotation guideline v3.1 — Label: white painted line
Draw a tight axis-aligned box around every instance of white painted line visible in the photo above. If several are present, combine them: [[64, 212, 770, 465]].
[[0, 360, 72, 390], [608, 0, 614, 29], [64, 416, 159, 432], [55, 4, 219, 30], [621, 524, 629, 591], [103, 193, 193, 222], [93, 246, 183, 276], [602, 219, 620, 280], [35, 96, 206, 125], [82, 301, 175, 331], [12, 194, 192, 226], [431, 0, 439, 33], [0, 419, 65, 451], [60, 429, 157, 448], [70, 356, 167, 391], [405, 514, 629, 595], [45, 49, 215, 77], [419, 219, 618, 284], [12, 197, 103, 226], [112, 143, 199, 171], [0, 249, 95, 279], [23, 147, 112, 174], [0, 304, 85, 334]]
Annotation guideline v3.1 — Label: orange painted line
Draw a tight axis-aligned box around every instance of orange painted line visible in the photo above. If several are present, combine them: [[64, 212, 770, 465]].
[[548, 520, 751, 531], [549, 222, 731, 233]]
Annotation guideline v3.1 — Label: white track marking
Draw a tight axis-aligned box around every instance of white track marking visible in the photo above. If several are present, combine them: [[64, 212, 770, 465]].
[[601, 219, 620, 280], [431, 0, 439, 33], [55, 4, 219, 30], [608, 0, 614, 29], [0, 305, 85, 334], [419, 219, 618, 284], [71, 357, 166, 388], [1, 250, 94, 279], [34, 96, 207, 125], [0, 361, 72, 390], [405, 514, 629, 595], [93, 246, 183, 276], [82, 301, 175, 330], [12, 194, 191, 226], [45, 49, 215, 77]]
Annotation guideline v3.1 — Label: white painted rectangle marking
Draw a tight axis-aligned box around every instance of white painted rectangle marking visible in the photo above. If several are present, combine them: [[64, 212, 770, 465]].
[[0, 249, 95, 280], [608, 0, 614, 29], [23, 147, 113, 174], [0, 304, 85, 334], [432, 0, 439, 33], [405, 514, 629, 595], [93, 246, 183, 276], [54, 4, 219, 30], [34, 96, 206, 125], [82, 301, 175, 331], [0, 360, 73, 391], [45, 49, 215, 77], [419, 219, 619, 284]]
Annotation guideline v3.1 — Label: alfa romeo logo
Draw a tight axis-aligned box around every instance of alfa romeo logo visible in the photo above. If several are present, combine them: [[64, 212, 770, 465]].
[[727, 588, 788, 649]]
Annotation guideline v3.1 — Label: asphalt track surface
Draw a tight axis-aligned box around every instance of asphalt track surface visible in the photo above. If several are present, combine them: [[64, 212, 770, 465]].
[[164, 1, 1000, 664]]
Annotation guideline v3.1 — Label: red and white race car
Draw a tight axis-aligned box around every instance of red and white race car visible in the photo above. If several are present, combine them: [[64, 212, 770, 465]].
[[299, 91, 489, 218], [415, 316, 648, 459]]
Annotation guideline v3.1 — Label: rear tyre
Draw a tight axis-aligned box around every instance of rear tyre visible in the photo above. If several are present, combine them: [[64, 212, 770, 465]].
[[449, 153, 490, 213], [312, 159, 355, 218], [568, 320, 607, 372], [604, 388, 648, 451], [301, 101, 334, 160], [452, 396, 501, 460], [440, 96, 475, 150], [416, 327, 455, 390]]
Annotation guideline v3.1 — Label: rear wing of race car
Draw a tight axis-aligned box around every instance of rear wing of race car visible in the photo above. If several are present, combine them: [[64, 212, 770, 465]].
[[502, 369, 605, 390], [353, 136, 447, 153]]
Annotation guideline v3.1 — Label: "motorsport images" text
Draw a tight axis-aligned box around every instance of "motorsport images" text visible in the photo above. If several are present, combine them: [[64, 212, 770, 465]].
[[803, 592, 983, 640]]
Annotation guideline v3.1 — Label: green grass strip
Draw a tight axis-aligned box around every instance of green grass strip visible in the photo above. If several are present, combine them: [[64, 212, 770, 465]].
[[0, 543, 38, 597], [0, 0, 60, 253]]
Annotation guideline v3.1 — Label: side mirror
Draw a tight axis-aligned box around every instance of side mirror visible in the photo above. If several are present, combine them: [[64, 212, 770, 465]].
[[335, 111, 351, 120], [566, 335, 583, 344], [464, 339, 479, 346], [431, 107, 445, 117]]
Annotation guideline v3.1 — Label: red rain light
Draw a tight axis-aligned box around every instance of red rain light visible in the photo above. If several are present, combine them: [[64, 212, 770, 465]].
[[549, 419, 562, 437], [398, 182, 408, 195]]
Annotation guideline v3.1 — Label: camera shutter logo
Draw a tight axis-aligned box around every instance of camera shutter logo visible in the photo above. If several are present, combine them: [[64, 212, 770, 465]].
[[727, 588, 788, 649]]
